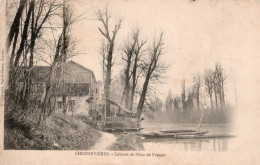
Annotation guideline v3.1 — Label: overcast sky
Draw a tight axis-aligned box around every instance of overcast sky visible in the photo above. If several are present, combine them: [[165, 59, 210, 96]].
[[63, 0, 260, 104]]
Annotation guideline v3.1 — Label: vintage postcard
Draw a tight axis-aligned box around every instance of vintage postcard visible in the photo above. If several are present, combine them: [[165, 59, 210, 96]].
[[0, 0, 260, 164]]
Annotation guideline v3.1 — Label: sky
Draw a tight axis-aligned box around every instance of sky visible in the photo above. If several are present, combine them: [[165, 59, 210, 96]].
[[47, 0, 260, 104]]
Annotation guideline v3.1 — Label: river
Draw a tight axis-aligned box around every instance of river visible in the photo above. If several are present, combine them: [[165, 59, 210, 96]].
[[139, 122, 234, 151]]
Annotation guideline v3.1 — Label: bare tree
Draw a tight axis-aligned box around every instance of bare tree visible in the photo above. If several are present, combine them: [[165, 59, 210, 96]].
[[214, 63, 227, 109], [7, 0, 62, 103], [39, 34, 63, 125], [99, 40, 109, 83], [231, 68, 238, 108], [9, 0, 34, 91], [136, 32, 166, 120], [129, 36, 146, 111], [213, 75, 219, 109], [25, 0, 62, 100], [185, 90, 194, 111], [61, 0, 73, 117], [144, 90, 163, 115], [121, 30, 139, 109], [165, 90, 174, 112], [6, 0, 27, 52], [173, 97, 180, 111], [96, 5, 122, 116], [181, 79, 186, 111], [9, 0, 34, 102], [204, 69, 214, 109], [38, 1, 73, 124], [6, 0, 78, 126], [193, 75, 201, 109]]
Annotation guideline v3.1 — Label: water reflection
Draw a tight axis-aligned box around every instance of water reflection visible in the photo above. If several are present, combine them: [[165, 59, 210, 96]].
[[141, 138, 231, 151]]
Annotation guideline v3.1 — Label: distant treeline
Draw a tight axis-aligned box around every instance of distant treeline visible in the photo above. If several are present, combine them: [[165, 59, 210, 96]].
[[166, 63, 228, 112], [150, 63, 235, 124], [153, 107, 234, 124]]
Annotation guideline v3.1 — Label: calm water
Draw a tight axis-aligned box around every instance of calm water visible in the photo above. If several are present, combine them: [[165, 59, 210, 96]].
[[139, 123, 234, 151]]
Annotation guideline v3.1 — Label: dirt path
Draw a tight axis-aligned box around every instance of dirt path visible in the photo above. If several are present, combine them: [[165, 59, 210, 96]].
[[91, 131, 116, 150]]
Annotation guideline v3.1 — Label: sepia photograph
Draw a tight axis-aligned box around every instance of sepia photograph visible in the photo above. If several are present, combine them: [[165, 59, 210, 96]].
[[0, 0, 260, 164]]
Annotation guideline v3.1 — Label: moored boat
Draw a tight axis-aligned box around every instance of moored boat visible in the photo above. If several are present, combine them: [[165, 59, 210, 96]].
[[136, 131, 209, 139], [136, 130, 236, 139], [104, 127, 143, 133]]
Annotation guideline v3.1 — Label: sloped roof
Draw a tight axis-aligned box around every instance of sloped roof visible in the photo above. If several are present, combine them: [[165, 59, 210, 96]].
[[19, 61, 97, 83], [18, 66, 50, 82], [31, 66, 50, 82], [67, 60, 97, 82]]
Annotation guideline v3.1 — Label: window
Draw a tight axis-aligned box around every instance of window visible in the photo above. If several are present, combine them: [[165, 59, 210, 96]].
[[57, 101, 62, 109], [69, 100, 75, 112], [32, 83, 43, 93], [32, 83, 38, 93], [38, 83, 44, 93], [96, 88, 98, 94]]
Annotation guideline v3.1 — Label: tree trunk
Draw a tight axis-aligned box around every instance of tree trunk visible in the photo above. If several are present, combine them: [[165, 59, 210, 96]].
[[129, 81, 136, 111], [9, 0, 33, 95], [196, 89, 200, 109], [105, 43, 113, 117], [124, 59, 131, 109], [136, 73, 150, 120], [214, 86, 218, 109], [7, 0, 27, 51], [24, 0, 36, 101], [218, 81, 223, 110], [62, 95, 67, 117], [130, 53, 138, 111], [39, 31, 63, 124], [181, 80, 186, 112], [209, 92, 213, 109], [221, 81, 225, 109], [38, 72, 53, 125], [13, 1, 34, 67]]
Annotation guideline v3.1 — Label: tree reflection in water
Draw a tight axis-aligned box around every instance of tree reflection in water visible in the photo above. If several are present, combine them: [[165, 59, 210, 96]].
[[141, 138, 230, 151]]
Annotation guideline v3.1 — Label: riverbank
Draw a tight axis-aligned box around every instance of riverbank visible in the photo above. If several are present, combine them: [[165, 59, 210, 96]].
[[4, 116, 101, 150]]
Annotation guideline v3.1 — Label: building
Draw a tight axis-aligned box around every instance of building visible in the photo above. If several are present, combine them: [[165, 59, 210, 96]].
[[27, 61, 102, 116]]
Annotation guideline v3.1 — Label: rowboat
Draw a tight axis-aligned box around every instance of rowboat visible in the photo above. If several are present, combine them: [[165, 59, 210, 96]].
[[175, 134, 235, 139], [104, 127, 143, 133], [136, 131, 209, 139], [160, 129, 197, 133]]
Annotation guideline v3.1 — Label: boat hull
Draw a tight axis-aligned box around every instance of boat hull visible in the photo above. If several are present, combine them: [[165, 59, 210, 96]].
[[136, 131, 211, 139]]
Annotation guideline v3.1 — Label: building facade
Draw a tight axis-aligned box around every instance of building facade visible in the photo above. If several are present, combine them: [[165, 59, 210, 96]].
[[29, 61, 102, 116]]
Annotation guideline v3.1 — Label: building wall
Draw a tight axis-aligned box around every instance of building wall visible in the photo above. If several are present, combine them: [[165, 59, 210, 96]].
[[28, 61, 101, 117], [55, 96, 90, 116], [62, 61, 94, 84], [54, 61, 101, 116]]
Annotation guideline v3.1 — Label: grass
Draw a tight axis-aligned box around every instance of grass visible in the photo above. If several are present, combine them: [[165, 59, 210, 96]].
[[4, 115, 101, 150]]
